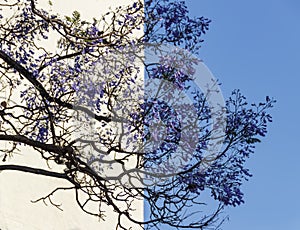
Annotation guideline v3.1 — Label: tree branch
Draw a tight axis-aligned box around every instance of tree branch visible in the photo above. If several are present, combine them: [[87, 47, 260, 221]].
[[0, 164, 68, 180], [0, 134, 72, 154]]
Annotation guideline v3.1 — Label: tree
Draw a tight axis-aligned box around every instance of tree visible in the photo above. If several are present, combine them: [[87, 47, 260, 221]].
[[0, 0, 275, 229]]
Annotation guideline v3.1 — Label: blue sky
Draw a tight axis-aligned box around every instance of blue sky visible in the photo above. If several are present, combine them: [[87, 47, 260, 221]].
[[184, 0, 300, 229]]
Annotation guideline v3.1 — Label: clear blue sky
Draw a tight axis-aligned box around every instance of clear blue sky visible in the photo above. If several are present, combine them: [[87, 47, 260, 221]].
[[184, 0, 300, 229]]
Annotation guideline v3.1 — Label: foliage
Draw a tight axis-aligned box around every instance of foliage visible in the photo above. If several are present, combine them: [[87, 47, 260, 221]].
[[0, 0, 275, 229]]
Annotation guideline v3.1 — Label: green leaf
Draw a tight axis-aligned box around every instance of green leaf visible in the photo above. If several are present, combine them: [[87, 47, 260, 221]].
[[65, 16, 72, 22], [72, 11, 81, 21]]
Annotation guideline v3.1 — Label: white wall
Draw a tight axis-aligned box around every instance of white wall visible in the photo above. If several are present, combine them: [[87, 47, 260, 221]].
[[0, 1, 144, 229]]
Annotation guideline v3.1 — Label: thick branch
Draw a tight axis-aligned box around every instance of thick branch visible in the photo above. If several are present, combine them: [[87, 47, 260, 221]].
[[0, 164, 68, 180], [0, 134, 72, 154]]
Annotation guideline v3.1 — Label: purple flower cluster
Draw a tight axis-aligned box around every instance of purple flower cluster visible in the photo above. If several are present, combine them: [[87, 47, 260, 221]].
[[145, 0, 211, 53], [177, 90, 275, 206], [147, 48, 199, 89], [142, 98, 181, 170]]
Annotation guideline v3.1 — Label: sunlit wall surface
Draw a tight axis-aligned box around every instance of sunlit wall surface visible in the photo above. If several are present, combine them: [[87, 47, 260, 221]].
[[0, 1, 144, 229]]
